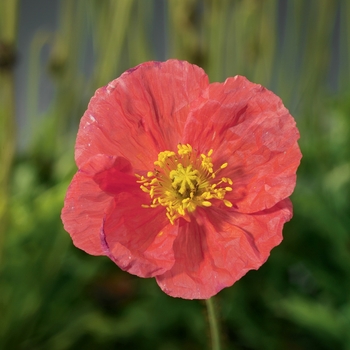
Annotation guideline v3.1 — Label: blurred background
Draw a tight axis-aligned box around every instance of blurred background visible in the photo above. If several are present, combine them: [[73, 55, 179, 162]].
[[1, 0, 350, 349]]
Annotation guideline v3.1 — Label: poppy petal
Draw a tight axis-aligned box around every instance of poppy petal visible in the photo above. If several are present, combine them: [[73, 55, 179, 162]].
[[61, 157, 114, 256], [75, 60, 209, 170], [156, 198, 292, 299], [183, 75, 301, 213], [101, 195, 177, 278], [61, 153, 140, 255]]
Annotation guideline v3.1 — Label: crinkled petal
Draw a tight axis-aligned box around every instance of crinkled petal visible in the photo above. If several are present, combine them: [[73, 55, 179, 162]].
[[101, 195, 178, 278], [92, 156, 140, 196], [183, 75, 301, 213], [61, 153, 140, 255], [156, 198, 292, 299], [75, 59, 209, 169]]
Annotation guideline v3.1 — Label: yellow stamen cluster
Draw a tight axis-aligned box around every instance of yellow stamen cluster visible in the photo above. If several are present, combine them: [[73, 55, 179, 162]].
[[136, 144, 233, 224]]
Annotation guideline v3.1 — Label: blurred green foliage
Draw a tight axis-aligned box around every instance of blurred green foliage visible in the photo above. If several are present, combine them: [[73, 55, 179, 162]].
[[1, 0, 350, 349]]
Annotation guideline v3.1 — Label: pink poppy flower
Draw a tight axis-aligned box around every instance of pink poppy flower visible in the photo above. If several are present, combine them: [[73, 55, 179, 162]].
[[61, 59, 301, 299]]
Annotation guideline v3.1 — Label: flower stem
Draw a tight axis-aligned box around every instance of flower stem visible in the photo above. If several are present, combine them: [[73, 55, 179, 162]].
[[205, 297, 222, 350]]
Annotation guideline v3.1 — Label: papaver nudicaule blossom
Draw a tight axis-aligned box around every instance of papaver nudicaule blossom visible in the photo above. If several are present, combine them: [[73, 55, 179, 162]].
[[61, 59, 301, 299]]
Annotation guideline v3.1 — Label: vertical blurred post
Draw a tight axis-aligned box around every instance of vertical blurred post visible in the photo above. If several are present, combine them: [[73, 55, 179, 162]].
[[0, 0, 18, 261]]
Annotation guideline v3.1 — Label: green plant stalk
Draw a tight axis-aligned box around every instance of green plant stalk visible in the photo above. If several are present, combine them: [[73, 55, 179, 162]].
[[168, 0, 203, 65], [126, 0, 154, 67], [0, 0, 19, 263], [205, 297, 222, 350], [92, 0, 134, 87], [206, 0, 229, 81], [0, 72, 16, 264]]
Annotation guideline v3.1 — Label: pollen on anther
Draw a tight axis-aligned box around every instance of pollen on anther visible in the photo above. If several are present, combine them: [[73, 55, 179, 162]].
[[224, 200, 233, 207], [140, 185, 149, 193]]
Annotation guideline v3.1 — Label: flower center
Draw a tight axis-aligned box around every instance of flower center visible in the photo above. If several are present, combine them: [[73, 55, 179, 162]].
[[136, 144, 233, 224]]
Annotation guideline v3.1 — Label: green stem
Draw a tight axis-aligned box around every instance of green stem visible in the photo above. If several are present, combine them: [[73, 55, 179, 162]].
[[0, 0, 18, 264], [205, 297, 222, 350]]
